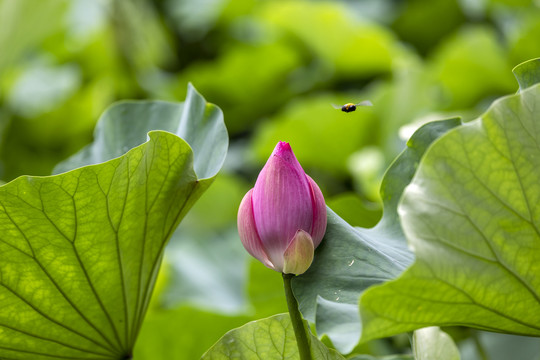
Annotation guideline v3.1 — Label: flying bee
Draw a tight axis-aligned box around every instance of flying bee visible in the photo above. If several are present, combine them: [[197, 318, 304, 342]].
[[332, 100, 373, 113]]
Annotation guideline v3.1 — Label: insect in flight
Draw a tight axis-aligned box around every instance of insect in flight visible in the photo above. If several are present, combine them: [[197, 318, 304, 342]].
[[332, 100, 373, 113]]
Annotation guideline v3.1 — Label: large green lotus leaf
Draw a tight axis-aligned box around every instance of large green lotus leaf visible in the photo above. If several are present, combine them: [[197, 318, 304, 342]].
[[360, 84, 540, 340], [201, 314, 345, 360], [0, 129, 220, 359], [512, 58, 540, 91], [54, 83, 227, 180], [293, 118, 461, 353], [57, 83, 237, 315]]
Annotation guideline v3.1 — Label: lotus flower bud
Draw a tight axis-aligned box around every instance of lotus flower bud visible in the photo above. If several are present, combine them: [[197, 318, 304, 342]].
[[237, 141, 327, 275]]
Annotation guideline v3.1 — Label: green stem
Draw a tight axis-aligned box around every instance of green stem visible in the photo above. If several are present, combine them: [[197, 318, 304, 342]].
[[283, 273, 312, 360]]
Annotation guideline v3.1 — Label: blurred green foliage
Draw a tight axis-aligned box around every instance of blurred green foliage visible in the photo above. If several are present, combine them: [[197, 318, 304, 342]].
[[1, 0, 539, 358]]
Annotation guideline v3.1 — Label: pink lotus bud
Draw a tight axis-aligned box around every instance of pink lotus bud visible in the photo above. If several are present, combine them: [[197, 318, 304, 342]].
[[237, 141, 327, 275]]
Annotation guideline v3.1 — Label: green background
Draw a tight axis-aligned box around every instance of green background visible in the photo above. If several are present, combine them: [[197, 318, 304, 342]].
[[1, 0, 540, 359]]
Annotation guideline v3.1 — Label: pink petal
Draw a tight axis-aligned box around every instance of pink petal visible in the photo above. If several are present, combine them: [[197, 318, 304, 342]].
[[237, 189, 275, 270], [306, 175, 327, 248], [251, 142, 313, 269]]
